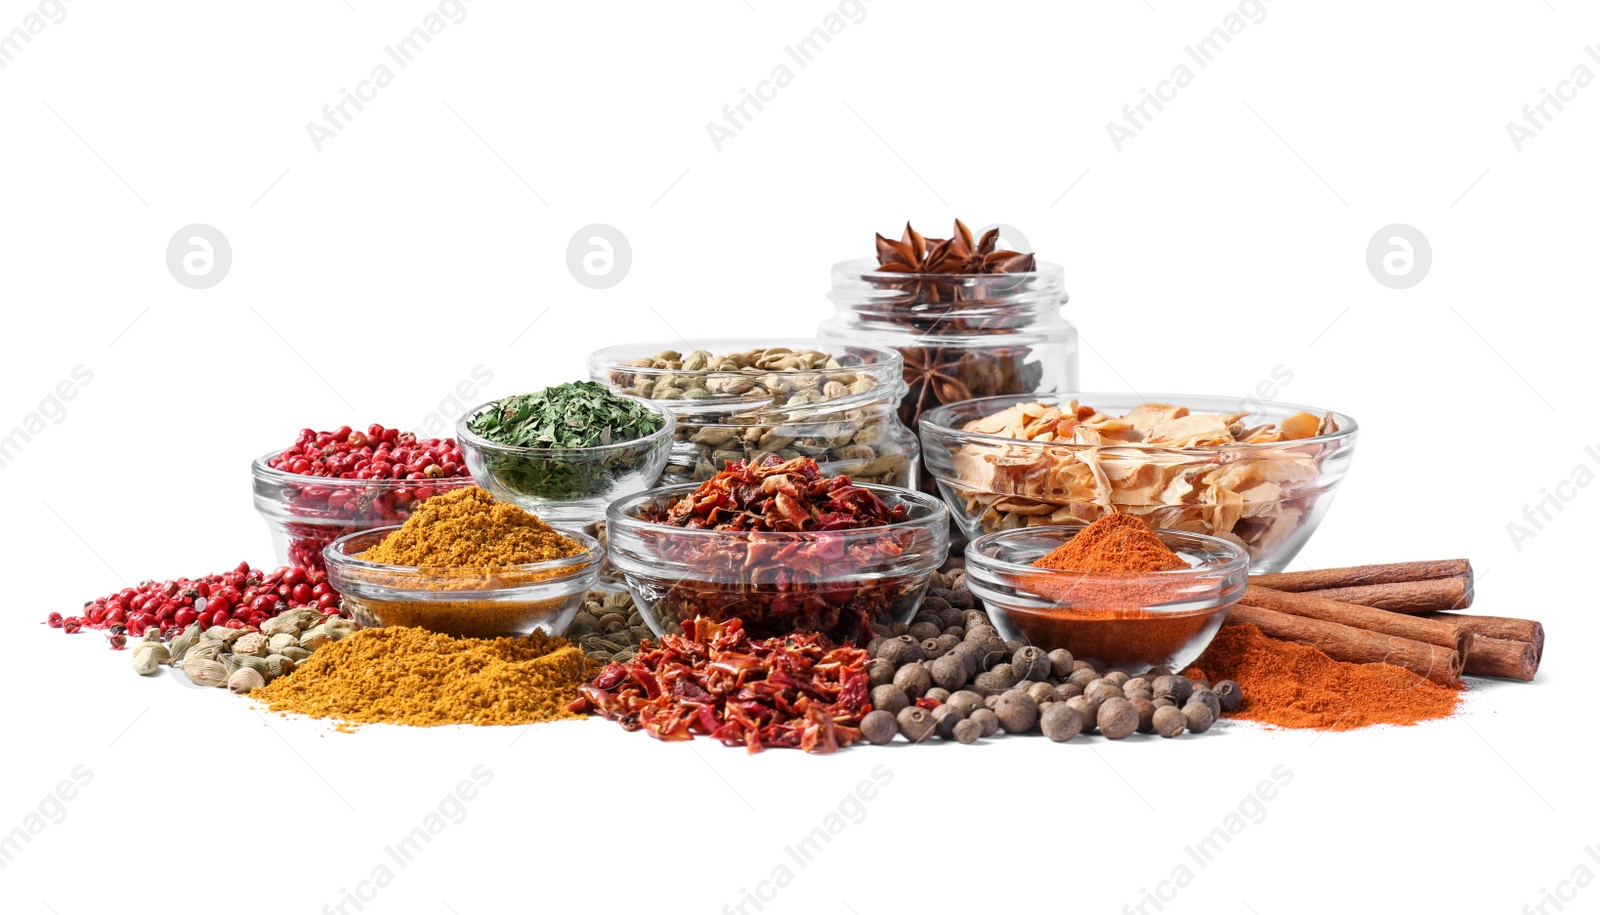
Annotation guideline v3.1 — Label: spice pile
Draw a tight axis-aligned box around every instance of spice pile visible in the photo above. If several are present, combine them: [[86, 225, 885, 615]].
[[53, 561, 340, 648], [949, 399, 1340, 559], [253, 627, 593, 728], [567, 589, 651, 664], [629, 456, 929, 642], [574, 616, 871, 753], [360, 486, 584, 568], [260, 423, 475, 569], [1186, 623, 1460, 730], [152, 608, 356, 693]]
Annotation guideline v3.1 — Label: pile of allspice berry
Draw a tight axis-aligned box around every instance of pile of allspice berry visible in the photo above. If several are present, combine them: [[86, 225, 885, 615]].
[[857, 562, 1243, 746], [131, 607, 356, 694]]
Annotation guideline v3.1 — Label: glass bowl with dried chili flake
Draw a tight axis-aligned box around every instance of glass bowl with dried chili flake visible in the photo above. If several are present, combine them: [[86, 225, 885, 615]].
[[964, 525, 1249, 672], [253, 426, 476, 572], [456, 391, 675, 529], [587, 340, 919, 488], [920, 393, 1358, 572], [323, 526, 600, 639], [606, 456, 950, 645]]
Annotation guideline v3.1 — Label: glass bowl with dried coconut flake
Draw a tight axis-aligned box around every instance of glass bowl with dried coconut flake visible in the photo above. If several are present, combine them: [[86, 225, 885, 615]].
[[921, 393, 1358, 572], [322, 526, 600, 639]]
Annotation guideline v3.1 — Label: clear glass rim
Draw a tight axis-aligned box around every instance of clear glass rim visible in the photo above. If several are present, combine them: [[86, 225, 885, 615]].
[[922, 392, 1359, 453], [832, 256, 1065, 283], [606, 480, 949, 539], [965, 524, 1250, 582], [455, 394, 676, 457], [323, 524, 601, 578], [588, 338, 905, 380], [252, 450, 475, 489]]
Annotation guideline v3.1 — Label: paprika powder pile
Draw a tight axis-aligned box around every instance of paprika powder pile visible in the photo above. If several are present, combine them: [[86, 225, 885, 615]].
[[1005, 514, 1224, 671], [1185, 622, 1461, 730]]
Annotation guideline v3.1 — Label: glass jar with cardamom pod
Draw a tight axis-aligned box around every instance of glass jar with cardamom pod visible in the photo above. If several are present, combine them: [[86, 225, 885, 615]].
[[819, 256, 1078, 457], [587, 340, 919, 488]]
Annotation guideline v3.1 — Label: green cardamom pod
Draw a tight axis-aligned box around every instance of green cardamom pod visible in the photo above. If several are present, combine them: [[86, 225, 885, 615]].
[[182, 657, 228, 688], [278, 646, 311, 662], [132, 644, 169, 676]]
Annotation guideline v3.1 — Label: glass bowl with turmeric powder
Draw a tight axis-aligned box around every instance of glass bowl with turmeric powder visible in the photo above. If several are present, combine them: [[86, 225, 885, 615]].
[[322, 525, 601, 640], [920, 393, 1358, 572], [964, 524, 1249, 672]]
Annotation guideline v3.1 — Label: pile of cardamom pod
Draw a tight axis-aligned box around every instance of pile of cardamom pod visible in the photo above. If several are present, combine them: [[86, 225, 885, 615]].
[[131, 607, 355, 694], [567, 590, 652, 665], [610, 347, 878, 404]]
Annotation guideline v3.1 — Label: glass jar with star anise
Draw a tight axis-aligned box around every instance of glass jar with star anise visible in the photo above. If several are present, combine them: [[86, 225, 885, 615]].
[[819, 221, 1078, 499]]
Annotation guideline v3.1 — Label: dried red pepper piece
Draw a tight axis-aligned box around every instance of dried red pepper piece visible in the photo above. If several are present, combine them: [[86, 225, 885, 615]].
[[572, 616, 871, 754]]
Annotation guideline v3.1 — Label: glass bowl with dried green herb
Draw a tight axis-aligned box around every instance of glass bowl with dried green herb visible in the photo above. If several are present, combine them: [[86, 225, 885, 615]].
[[457, 382, 675, 528], [588, 339, 918, 487], [606, 456, 950, 645]]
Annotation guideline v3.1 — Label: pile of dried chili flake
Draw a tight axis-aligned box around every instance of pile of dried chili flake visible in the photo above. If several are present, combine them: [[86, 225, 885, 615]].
[[571, 616, 871, 753], [633, 456, 927, 642]]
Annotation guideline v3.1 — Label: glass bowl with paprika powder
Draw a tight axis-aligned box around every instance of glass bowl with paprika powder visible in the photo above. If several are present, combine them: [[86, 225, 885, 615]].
[[252, 425, 477, 572], [964, 521, 1249, 672], [323, 525, 600, 640], [920, 393, 1358, 572], [606, 456, 950, 645]]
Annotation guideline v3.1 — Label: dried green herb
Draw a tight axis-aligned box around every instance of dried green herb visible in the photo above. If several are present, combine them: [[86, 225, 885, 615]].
[[469, 381, 662, 449]]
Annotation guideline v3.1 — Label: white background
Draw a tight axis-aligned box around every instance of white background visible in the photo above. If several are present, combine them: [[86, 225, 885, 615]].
[[2, 1, 1594, 913]]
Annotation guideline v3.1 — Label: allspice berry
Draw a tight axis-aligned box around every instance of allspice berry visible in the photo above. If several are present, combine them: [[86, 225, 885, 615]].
[[1047, 648, 1076, 680], [1040, 703, 1084, 742], [1214, 679, 1243, 712], [1123, 677, 1151, 695], [909, 621, 943, 642], [1102, 670, 1130, 688], [969, 707, 1000, 737], [1183, 702, 1216, 734], [860, 709, 898, 745], [878, 634, 925, 667], [952, 718, 984, 745], [1012, 646, 1052, 681], [1068, 667, 1099, 689], [1152, 674, 1193, 705], [894, 662, 933, 699], [965, 625, 999, 646], [870, 684, 910, 717], [1027, 682, 1061, 705], [921, 638, 946, 660], [1152, 705, 1187, 737], [931, 704, 965, 740], [930, 653, 969, 691], [995, 691, 1040, 734], [1129, 696, 1157, 733], [947, 690, 985, 717], [974, 663, 1020, 694], [1085, 680, 1124, 706], [1056, 682, 1084, 701], [925, 687, 951, 704], [868, 658, 896, 689], [1065, 696, 1099, 732], [1189, 688, 1221, 719], [897, 706, 937, 743], [1096, 697, 1139, 739]]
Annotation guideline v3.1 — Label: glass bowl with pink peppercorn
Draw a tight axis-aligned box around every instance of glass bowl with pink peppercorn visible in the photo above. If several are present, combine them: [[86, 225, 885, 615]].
[[252, 424, 477, 572]]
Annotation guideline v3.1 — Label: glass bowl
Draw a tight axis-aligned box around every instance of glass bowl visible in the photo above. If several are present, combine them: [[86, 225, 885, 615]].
[[253, 452, 475, 572], [964, 526, 1250, 672], [606, 482, 950, 644], [589, 339, 918, 488], [456, 396, 675, 529], [322, 526, 600, 639], [920, 393, 1358, 572]]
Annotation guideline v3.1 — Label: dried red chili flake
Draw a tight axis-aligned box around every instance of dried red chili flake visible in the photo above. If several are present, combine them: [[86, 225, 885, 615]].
[[632, 456, 930, 642], [572, 616, 872, 754]]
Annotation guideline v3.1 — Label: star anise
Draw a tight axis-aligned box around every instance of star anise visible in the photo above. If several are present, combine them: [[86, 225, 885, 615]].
[[899, 345, 975, 429], [873, 220, 1036, 304]]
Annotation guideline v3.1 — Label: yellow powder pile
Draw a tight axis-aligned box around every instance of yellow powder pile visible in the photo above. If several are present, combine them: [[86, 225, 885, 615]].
[[253, 626, 595, 727], [362, 486, 584, 568]]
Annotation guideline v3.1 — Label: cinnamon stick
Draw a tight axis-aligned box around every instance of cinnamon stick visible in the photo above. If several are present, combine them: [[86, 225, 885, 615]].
[[1421, 614, 1545, 660], [1454, 636, 1538, 681], [1300, 577, 1473, 613], [1242, 585, 1472, 656], [1250, 559, 1472, 593], [1227, 603, 1463, 685]]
